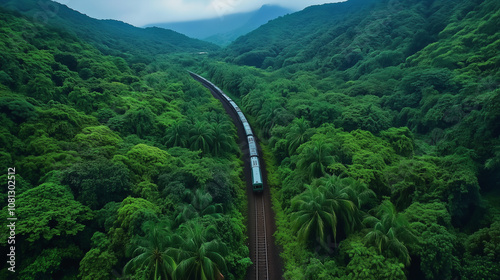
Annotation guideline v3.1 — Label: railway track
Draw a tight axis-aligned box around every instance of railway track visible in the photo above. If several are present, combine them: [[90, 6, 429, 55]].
[[188, 71, 282, 280], [254, 194, 269, 280]]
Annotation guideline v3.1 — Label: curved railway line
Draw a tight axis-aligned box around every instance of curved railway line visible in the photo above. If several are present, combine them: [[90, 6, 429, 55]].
[[255, 195, 269, 280], [189, 71, 283, 280]]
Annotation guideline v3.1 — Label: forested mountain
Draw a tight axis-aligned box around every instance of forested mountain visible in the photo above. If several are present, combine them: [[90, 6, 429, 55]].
[[224, 0, 496, 72], [0, 5, 249, 280], [205, 5, 294, 46], [0, 0, 499, 278], [224, 0, 379, 67], [148, 5, 294, 46], [217, 0, 500, 177], [0, 0, 219, 61], [199, 0, 500, 278]]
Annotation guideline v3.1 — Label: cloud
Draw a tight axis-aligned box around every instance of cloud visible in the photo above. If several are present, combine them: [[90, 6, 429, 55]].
[[53, 0, 343, 26]]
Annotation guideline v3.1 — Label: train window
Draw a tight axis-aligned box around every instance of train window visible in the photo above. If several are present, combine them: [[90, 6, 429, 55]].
[[251, 156, 260, 168]]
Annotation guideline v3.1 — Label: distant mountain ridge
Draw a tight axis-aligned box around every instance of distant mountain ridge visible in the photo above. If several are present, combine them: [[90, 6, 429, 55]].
[[223, 0, 381, 68], [223, 0, 497, 74], [147, 5, 294, 46], [0, 0, 219, 59]]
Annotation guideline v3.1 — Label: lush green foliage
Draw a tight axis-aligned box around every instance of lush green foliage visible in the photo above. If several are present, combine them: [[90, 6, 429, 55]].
[[0, 7, 248, 279], [1, 0, 218, 60], [197, 0, 500, 278], [0, 0, 499, 278]]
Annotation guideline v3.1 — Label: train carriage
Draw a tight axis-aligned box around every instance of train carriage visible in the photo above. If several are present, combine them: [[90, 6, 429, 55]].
[[250, 156, 263, 192], [248, 136, 258, 157], [229, 101, 241, 112], [243, 121, 253, 136], [237, 111, 248, 124]]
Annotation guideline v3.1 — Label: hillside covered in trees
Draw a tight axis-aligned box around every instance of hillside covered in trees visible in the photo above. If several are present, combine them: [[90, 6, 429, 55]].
[[0, 0, 219, 60], [0, 0, 499, 279], [0, 4, 249, 280], [200, 0, 500, 278]]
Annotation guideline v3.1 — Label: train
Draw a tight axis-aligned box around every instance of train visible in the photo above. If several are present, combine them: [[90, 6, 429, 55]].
[[188, 71, 264, 192]]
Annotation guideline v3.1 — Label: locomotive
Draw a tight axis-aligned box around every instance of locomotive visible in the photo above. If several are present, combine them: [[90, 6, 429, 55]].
[[188, 71, 264, 192]]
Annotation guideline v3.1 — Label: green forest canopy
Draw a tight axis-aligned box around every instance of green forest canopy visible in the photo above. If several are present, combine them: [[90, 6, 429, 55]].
[[0, 0, 499, 279]]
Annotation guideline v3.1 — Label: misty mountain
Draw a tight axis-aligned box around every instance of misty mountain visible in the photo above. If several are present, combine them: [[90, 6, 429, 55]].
[[223, 0, 486, 72], [147, 5, 294, 46], [223, 0, 381, 68], [0, 0, 219, 60]]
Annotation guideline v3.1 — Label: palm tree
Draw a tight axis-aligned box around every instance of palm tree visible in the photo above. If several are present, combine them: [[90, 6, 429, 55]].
[[363, 200, 416, 266], [319, 175, 376, 211], [287, 118, 314, 155], [124, 223, 176, 280], [169, 223, 227, 280], [129, 107, 155, 138], [257, 104, 279, 137], [317, 175, 366, 235], [242, 91, 264, 115], [291, 184, 336, 248], [210, 122, 234, 156], [291, 175, 372, 250], [174, 188, 223, 226], [189, 121, 214, 154], [206, 112, 227, 125], [291, 178, 359, 248], [296, 140, 334, 180], [164, 121, 189, 148]]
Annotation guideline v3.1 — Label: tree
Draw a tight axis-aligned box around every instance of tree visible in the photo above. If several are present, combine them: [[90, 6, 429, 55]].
[[286, 117, 315, 155], [124, 223, 176, 280], [73, 125, 122, 148], [36, 103, 98, 140], [112, 197, 161, 237], [68, 87, 103, 114], [380, 127, 415, 157], [210, 121, 235, 156], [257, 103, 283, 137], [169, 222, 227, 280], [317, 175, 376, 212], [27, 74, 54, 102], [291, 175, 359, 249], [461, 221, 500, 280], [363, 200, 416, 266], [403, 202, 457, 279], [20, 245, 83, 279], [174, 188, 223, 226], [0, 182, 93, 242], [342, 237, 406, 280], [62, 159, 131, 209], [54, 52, 78, 71], [291, 184, 336, 248], [79, 248, 118, 280], [189, 121, 214, 154], [0, 95, 37, 123], [115, 144, 171, 182], [338, 103, 392, 133], [125, 107, 156, 138], [242, 89, 265, 115], [164, 121, 190, 148], [296, 140, 334, 180], [73, 125, 122, 158]]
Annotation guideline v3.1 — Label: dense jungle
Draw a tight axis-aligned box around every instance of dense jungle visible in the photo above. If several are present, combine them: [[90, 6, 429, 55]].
[[0, 0, 499, 279]]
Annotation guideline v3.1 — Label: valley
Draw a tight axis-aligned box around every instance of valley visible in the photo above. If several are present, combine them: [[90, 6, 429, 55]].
[[0, 0, 499, 279]]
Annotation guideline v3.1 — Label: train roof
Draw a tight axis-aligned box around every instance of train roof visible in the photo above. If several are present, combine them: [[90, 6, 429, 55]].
[[252, 166, 263, 185]]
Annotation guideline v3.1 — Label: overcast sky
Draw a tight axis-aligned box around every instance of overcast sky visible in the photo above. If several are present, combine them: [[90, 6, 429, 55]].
[[53, 0, 343, 26]]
